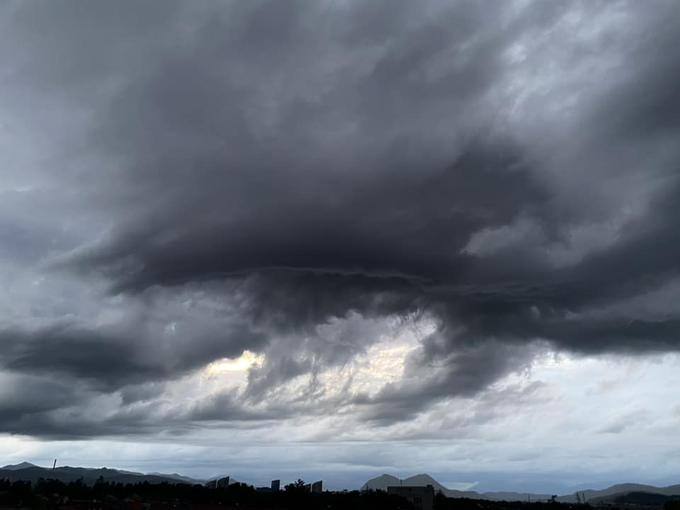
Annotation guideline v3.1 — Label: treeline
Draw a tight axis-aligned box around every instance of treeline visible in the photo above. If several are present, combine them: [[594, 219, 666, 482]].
[[0, 478, 413, 510], [433, 494, 595, 510], [3, 479, 676, 510]]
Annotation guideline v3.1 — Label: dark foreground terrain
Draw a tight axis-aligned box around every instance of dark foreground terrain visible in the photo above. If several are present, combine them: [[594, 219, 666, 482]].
[[3, 478, 678, 510]]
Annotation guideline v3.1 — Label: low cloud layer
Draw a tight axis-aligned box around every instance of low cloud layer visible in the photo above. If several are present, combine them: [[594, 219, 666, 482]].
[[0, 0, 679, 454]]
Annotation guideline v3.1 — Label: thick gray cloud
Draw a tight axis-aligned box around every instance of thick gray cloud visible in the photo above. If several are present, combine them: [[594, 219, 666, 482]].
[[1, 0, 680, 441]]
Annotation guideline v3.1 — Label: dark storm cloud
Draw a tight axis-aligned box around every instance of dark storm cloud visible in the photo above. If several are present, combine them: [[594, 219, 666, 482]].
[[0, 313, 268, 391], [2, 0, 680, 437], [79, 139, 546, 292], [0, 374, 83, 419]]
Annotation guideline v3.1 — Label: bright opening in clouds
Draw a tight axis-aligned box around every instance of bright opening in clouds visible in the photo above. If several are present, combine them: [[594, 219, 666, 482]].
[[1, 0, 680, 493]]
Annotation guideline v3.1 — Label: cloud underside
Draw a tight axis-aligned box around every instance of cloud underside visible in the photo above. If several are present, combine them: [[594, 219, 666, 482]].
[[1, 0, 680, 439]]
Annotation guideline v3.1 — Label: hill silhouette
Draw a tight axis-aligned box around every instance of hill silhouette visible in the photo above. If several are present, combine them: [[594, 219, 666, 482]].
[[1, 462, 39, 471], [0, 464, 197, 485], [361, 473, 680, 503], [556, 483, 680, 503], [4, 462, 680, 505]]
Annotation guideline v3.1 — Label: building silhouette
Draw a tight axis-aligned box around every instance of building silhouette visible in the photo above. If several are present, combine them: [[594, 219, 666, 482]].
[[311, 480, 323, 493], [271, 479, 280, 492], [387, 485, 435, 510]]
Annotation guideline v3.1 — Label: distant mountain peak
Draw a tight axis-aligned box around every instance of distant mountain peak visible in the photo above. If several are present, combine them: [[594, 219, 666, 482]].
[[405, 474, 438, 483], [362, 473, 450, 493], [361, 474, 401, 490], [362, 473, 553, 501], [1, 462, 38, 470]]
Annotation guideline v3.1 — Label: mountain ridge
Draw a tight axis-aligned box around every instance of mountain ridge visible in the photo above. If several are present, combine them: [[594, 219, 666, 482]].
[[0, 464, 202, 486], [1, 462, 39, 471], [3, 462, 680, 502], [361, 473, 680, 502]]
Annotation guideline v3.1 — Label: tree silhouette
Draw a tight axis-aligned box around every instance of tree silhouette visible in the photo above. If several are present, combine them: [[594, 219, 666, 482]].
[[284, 478, 307, 492]]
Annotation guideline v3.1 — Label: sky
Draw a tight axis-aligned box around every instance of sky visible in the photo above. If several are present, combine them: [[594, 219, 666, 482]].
[[1, 0, 680, 494]]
